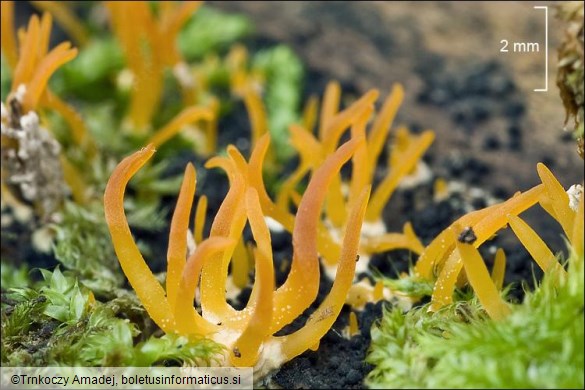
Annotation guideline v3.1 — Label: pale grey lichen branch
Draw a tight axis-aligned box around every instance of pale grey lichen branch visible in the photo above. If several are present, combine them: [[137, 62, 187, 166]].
[[1, 88, 69, 222]]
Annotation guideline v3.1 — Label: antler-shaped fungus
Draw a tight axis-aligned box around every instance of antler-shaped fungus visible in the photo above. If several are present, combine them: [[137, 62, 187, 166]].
[[242, 83, 429, 275], [414, 163, 583, 319], [1, 6, 92, 150], [105, 1, 202, 132], [1, 9, 94, 213], [104, 134, 370, 375]]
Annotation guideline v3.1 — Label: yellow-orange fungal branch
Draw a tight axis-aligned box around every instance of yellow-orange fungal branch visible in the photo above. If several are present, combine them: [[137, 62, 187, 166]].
[[174, 238, 233, 336], [491, 248, 506, 291], [322, 90, 378, 154], [367, 84, 404, 174], [347, 279, 383, 309], [12, 14, 42, 91], [349, 110, 370, 205], [374, 280, 384, 301], [280, 186, 370, 360], [158, 1, 202, 66], [230, 188, 275, 367], [107, 1, 199, 133], [271, 137, 364, 331], [415, 205, 493, 280], [227, 146, 252, 181], [319, 81, 341, 139], [201, 152, 248, 321], [227, 44, 249, 96], [361, 222, 424, 254], [415, 184, 545, 280], [25, 42, 78, 111], [434, 177, 449, 200], [148, 106, 214, 148], [424, 185, 545, 312], [348, 311, 359, 337], [302, 95, 319, 132], [194, 195, 208, 244], [537, 163, 575, 238], [201, 146, 258, 327], [249, 134, 296, 230], [249, 139, 338, 269], [166, 164, 196, 313], [419, 163, 583, 318], [4, 10, 91, 156], [276, 124, 322, 210], [429, 250, 464, 311], [43, 91, 95, 156], [232, 236, 250, 289], [572, 193, 584, 258], [325, 106, 371, 228], [244, 88, 269, 147], [325, 174, 347, 228], [38, 7, 54, 57], [30, 1, 89, 46], [507, 214, 566, 276], [366, 130, 435, 221], [455, 239, 511, 320], [104, 145, 175, 333]]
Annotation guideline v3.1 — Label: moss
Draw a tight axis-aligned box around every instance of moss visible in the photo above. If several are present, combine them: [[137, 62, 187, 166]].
[[178, 6, 254, 62], [366, 253, 584, 389], [0, 262, 31, 291], [52, 202, 124, 296], [381, 274, 434, 300], [1, 267, 224, 367], [0, 54, 10, 101], [54, 38, 125, 101], [252, 45, 305, 162]]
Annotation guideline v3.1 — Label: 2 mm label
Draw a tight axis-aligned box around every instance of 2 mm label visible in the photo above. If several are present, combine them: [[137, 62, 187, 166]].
[[499, 39, 540, 53]]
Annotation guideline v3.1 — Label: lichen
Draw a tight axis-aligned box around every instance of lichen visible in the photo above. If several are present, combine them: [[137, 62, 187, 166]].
[[556, 1, 584, 159], [1, 100, 67, 222]]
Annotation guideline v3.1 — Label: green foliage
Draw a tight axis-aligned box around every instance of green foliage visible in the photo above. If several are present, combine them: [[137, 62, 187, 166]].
[[52, 197, 172, 297], [0, 262, 31, 290], [252, 45, 304, 162], [38, 267, 93, 324], [52, 202, 124, 296], [381, 274, 434, 300], [1, 54, 10, 101], [124, 198, 170, 231], [1, 268, 90, 365], [45, 303, 215, 367], [366, 254, 585, 389], [52, 305, 139, 366], [1, 269, 224, 367], [179, 6, 253, 62], [131, 158, 185, 198], [1, 288, 46, 340], [53, 38, 125, 101], [133, 333, 226, 367], [366, 299, 487, 388], [71, 103, 122, 155]]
